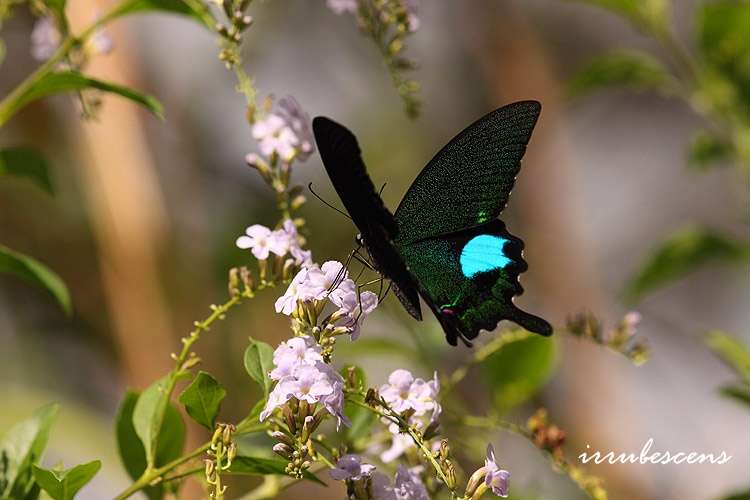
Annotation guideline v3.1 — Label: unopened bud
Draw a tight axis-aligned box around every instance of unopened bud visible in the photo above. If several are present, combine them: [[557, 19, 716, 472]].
[[228, 267, 240, 297], [439, 439, 450, 460], [444, 460, 457, 489], [239, 266, 254, 292], [222, 423, 235, 443], [211, 426, 223, 446], [290, 194, 306, 211], [423, 420, 440, 441], [272, 443, 293, 459], [271, 431, 294, 447], [204, 459, 216, 478], [282, 258, 296, 280], [365, 388, 379, 406], [227, 442, 237, 462]]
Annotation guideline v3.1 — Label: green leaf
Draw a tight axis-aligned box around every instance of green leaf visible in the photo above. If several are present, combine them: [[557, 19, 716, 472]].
[[625, 226, 750, 302], [0, 245, 71, 315], [481, 336, 557, 412], [115, 391, 185, 500], [7, 71, 163, 121], [228, 456, 326, 486], [178, 371, 226, 430], [720, 385, 750, 407], [339, 366, 375, 443], [723, 490, 750, 500], [706, 331, 750, 384], [105, 0, 212, 27], [42, 0, 67, 26], [574, 0, 668, 30], [0, 404, 59, 498], [31, 461, 100, 500], [697, 0, 750, 110], [568, 50, 675, 98], [687, 131, 733, 171], [0, 147, 54, 194], [131, 378, 187, 473], [244, 340, 274, 398]]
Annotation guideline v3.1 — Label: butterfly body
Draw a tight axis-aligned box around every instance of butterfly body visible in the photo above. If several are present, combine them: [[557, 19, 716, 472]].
[[313, 101, 552, 346]]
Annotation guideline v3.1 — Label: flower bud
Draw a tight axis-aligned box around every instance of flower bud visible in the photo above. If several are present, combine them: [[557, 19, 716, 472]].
[[245, 153, 271, 181], [444, 460, 457, 489], [228, 267, 240, 297], [239, 266, 254, 292], [290, 194, 306, 211], [423, 420, 440, 441], [272, 443, 293, 459], [465, 466, 487, 497], [439, 439, 450, 460], [227, 442, 237, 463], [271, 431, 294, 447]]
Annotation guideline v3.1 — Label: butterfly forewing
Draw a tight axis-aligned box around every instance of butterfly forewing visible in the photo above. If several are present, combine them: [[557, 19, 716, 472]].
[[393, 101, 541, 245]]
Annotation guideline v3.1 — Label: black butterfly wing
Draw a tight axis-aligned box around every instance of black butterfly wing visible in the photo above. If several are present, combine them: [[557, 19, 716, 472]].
[[392, 101, 551, 344], [397, 220, 552, 345], [312, 117, 422, 319], [393, 101, 541, 244]]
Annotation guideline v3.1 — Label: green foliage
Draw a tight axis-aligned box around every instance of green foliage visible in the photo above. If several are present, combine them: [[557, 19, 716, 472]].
[[0, 244, 71, 315], [244, 339, 274, 398], [481, 335, 557, 412], [42, 0, 67, 29], [573, 0, 669, 31], [6, 71, 163, 121], [720, 385, 750, 407], [0, 404, 59, 499], [179, 371, 227, 429], [697, 0, 750, 114], [625, 226, 750, 302], [568, 50, 676, 98], [706, 331, 750, 383], [688, 131, 733, 170], [106, 0, 212, 27], [132, 377, 185, 468], [724, 490, 750, 500], [115, 391, 186, 500], [31, 461, 100, 500], [340, 366, 376, 443], [228, 456, 326, 486], [0, 147, 53, 194]]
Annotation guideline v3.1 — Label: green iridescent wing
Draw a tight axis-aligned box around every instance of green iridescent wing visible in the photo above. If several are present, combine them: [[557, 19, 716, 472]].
[[392, 102, 551, 345], [393, 101, 541, 244]]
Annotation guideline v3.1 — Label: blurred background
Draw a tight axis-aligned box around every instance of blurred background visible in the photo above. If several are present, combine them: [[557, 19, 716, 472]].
[[1, 0, 749, 498]]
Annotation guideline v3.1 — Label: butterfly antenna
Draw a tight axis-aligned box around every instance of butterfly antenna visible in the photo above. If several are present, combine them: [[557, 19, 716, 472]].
[[378, 182, 387, 196], [308, 183, 351, 220]]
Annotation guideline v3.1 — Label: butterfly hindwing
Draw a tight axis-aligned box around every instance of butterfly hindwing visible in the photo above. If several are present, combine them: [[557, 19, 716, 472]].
[[394, 101, 541, 245], [396, 220, 552, 345]]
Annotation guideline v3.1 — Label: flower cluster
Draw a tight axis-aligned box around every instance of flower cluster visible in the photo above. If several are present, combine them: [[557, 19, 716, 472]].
[[330, 454, 429, 500], [378, 369, 440, 462], [236, 219, 310, 266], [260, 335, 348, 427], [275, 261, 378, 346], [325, 0, 420, 32], [251, 96, 314, 163], [566, 311, 649, 365]]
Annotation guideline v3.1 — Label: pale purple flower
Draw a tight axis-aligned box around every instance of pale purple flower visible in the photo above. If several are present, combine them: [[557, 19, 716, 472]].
[[252, 114, 299, 161], [307, 260, 348, 298], [329, 454, 375, 481], [623, 311, 641, 337], [317, 362, 350, 428], [394, 466, 429, 500], [236, 224, 288, 260], [278, 97, 315, 161], [485, 444, 510, 497], [404, 0, 420, 32], [31, 18, 61, 61], [329, 278, 378, 340], [277, 363, 334, 404], [282, 219, 312, 266], [380, 369, 439, 417], [372, 472, 397, 500], [326, 0, 357, 15], [380, 431, 413, 463], [270, 336, 322, 380]]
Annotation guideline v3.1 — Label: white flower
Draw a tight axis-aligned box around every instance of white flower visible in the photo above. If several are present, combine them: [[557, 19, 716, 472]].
[[326, 0, 357, 15], [31, 18, 61, 61], [236, 224, 288, 260], [252, 114, 299, 161], [329, 454, 375, 481]]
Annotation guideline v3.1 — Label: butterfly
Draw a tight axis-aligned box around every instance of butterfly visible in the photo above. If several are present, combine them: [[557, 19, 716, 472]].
[[312, 101, 552, 346]]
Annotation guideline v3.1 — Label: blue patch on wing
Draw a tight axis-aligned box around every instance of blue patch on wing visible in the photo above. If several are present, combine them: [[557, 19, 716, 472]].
[[460, 235, 512, 277]]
